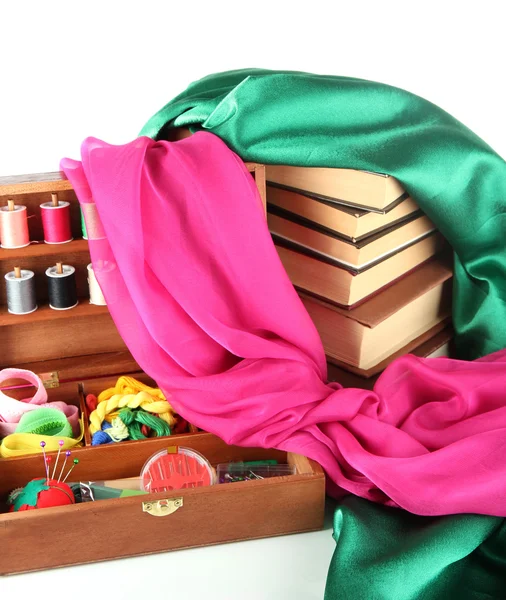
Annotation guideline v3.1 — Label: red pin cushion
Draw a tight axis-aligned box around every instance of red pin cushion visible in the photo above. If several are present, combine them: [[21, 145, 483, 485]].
[[9, 478, 75, 512], [141, 447, 215, 493]]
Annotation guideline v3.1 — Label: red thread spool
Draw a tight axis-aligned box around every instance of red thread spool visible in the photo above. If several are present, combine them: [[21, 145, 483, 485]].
[[40, 194, 73, 244]]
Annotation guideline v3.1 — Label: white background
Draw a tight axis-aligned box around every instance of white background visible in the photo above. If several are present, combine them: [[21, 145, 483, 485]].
[[1, 1, 505, 598], [0, 0, 505, 177]]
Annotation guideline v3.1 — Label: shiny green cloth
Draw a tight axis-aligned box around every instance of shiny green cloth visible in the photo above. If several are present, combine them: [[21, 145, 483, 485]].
[[325, 497, 506, 599], [141, 68, 506, 360]]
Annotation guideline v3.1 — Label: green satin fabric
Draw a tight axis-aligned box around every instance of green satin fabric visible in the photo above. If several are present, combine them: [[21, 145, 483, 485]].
[[325, 498, 506, 599], [141, 68, 506, 360]]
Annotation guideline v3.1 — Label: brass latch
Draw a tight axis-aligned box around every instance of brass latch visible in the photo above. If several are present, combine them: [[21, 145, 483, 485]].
[[142, 497, 183, 517], [39, 371, 60, 389]]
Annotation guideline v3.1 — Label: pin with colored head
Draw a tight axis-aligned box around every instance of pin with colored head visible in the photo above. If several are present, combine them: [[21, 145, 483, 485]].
[[58, 450, 72, 483], [40, 441, 49, 484], [51, 440, 65, 480], [61, 458, 79, 484]]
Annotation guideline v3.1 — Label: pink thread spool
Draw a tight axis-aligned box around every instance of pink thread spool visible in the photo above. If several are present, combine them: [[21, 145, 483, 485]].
[[0, 200, 30, 249], [40, 194, 73, 244]]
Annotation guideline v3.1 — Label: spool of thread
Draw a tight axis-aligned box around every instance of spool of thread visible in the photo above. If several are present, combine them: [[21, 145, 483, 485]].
[[0, 200, 30, 249], [80, 207, 88, 240], [45, 263, 78, 310], [87, 263, 106, 305], [4, 267, 37, 315], [40, 193, 73, 244]]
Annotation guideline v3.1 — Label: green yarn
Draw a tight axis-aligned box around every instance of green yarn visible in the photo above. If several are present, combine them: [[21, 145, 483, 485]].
[[15, 407, 72, 438], [119, 407, 171, 439]]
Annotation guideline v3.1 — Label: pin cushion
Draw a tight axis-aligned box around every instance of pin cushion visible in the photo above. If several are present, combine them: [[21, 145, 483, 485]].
[[8, 477, 75, 512]]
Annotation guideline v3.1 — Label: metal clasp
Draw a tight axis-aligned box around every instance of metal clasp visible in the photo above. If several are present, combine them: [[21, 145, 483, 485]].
[[39, 371, 60, 389], [142, 497, 183, 517]]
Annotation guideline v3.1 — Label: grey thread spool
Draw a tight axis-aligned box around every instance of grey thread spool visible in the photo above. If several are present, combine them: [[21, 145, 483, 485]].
[[45, 263, 78, 310], [5, 267, 37, 314]]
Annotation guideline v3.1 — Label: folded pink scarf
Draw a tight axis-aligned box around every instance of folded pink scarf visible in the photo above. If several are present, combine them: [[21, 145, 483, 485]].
[[62, 133, 506, 517]]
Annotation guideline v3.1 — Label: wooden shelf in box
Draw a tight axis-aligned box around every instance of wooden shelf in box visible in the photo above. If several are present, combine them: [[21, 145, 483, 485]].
[[0, 301, 126, 366], [0, 172, 73, 196], [13, 351, 142, 384], [0, 168, 325, 575], [0, 298, 107, 326], [0, 238, 88, 262], [0, 240, 91, 305]]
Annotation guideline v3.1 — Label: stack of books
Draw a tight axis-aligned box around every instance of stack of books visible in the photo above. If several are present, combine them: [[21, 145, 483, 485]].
[[266, 165, 453, 388]]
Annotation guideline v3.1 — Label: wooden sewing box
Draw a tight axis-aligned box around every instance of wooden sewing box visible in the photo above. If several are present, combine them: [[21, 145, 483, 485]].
[[0, 163, 325, 576]]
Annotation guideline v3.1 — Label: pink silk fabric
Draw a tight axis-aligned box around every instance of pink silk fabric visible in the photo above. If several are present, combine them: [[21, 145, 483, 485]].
[[62, 132, 506, 517]]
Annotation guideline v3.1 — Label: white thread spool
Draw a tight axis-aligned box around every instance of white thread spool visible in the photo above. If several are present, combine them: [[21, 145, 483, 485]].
[[4, 267, 37, 314], [87, 263, 106, 305]]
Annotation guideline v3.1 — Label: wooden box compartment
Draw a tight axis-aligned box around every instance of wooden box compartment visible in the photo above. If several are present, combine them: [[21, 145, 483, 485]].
[[0, 168, 324, 575], [0, 435, 324, 575]]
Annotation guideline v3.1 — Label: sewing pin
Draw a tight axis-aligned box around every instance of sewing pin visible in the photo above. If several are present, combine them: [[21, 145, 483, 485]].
[[51, 440, 65, 480], [40, 441, 49, 484], [158, 462, 167, 493], [58, 450, 71, 482], [61, 458, 79, 484], [184, 453, 195, 488]]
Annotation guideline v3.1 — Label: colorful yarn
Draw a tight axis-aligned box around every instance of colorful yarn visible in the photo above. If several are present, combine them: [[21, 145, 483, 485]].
[[91, 417, 129, 445], [91, 410, 169, 445], [106, 417, 129, 441], [119, 407, 171, 439], [91, 421, 113, 446], [173, 418, 189, 435], [85, 393, 98, 413], [89, 390, 176, 434], [97, 376, 167, 403], [14, 407, 72, 438]]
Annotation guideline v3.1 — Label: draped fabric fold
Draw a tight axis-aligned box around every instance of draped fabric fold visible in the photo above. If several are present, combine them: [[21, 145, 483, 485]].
[[324, 498, 506, 600], [140, 68, 506, 361], [62, 132, 506, 517]]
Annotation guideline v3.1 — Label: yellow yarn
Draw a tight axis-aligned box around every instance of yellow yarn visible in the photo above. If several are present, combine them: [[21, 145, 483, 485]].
[[90, 381, 176, 435], [98, 376, 166, 403]]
